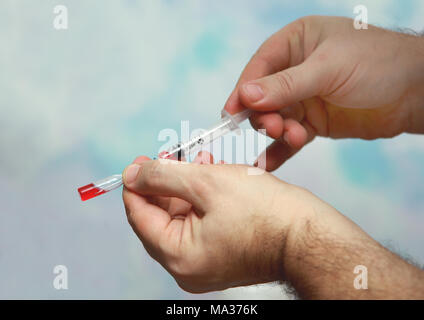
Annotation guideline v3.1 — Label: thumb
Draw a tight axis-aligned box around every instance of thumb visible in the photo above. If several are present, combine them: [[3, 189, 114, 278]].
[[123, 159, 211, 210], [239, 61, 323, 111]]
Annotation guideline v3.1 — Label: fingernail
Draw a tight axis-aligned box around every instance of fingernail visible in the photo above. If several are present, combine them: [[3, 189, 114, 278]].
[[243, 83, 264, 103], [124, 164, 140, 184]]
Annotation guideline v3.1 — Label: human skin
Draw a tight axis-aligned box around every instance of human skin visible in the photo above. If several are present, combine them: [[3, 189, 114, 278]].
[[122, 16, 424, 298], [122, 154, 424, 299], [224, 16, 424, 171]]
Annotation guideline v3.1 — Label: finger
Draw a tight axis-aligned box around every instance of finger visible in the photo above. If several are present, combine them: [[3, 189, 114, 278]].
[[255, 120, 316, 171], [122, 160, 211, 210], [165, 151, 215, 216], [158, 151, 187, 162], [132, 155, 173, 211], [160, 151, 215, 217], [255, 139, 295, 172], [193, 151, 214, 164], [249, 113, 307, 150], [166, 197, 192, 218], [282, 119, 308, 149], [279, 102, 305, 122], [239, 59, 324, 112], [133, 153, 212, 216], [167, 150, 214, 215], [249, 112, 284, 139], [133, 155, 152, 164], [122, 187, 170, 252], [168, 151, 215, 215], [224, 19, 305, 115], [249, 102, 307, 140], [302, 97, 329, 137]]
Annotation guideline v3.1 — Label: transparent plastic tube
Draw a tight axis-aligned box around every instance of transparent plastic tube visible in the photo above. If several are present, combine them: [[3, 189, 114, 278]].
[[78, 174, 123, 201], [78, 109, 252, 201], [160, 109, 252, 160]]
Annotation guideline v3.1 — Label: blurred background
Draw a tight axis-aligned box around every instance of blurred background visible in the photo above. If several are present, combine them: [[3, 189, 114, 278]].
[[0, 0, 423, 299]]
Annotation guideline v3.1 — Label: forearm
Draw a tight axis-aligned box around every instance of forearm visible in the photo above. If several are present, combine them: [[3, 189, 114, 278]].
[[280, 190, 424, 299]]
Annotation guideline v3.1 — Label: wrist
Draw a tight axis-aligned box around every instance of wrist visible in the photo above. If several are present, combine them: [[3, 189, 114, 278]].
[[277, 187, 369, 295], [263, 185, 320, 283], [242, 182, 314, 285], [277, 187, 319, 280]]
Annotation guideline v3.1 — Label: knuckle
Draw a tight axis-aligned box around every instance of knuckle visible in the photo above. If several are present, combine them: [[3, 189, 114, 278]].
[[188, 166, 216, 201], [289, 16, 307, 35], [296, 15, 318, 28], [275, 70, 295, 96], [142, 160, 163, 189], [253, 50, 278, 74], [296, 15, 313, 24]]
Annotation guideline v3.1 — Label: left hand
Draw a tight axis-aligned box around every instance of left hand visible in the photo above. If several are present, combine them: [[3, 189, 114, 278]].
[[122, 151, 424, 298], [122, 151, 310, 293]]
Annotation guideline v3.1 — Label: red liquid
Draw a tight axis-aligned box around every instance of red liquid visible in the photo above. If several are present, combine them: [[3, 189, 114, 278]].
[[78, 183, 106, 201]]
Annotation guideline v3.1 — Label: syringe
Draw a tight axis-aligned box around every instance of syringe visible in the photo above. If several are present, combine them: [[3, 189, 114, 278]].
[[78, 109, 252, 201]]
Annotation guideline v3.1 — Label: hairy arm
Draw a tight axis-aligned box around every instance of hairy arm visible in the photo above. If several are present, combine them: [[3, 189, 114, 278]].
[[281, 192, 424, 299]]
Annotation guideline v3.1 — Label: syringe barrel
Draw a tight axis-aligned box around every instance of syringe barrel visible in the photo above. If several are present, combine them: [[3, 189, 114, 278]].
[[163, 118, 232, 160], [94, 174, 123, 192], [161, 109, 251, 160]]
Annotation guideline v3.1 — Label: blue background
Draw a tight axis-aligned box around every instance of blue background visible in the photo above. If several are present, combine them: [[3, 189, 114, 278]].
[[0, 0, 423, 299]]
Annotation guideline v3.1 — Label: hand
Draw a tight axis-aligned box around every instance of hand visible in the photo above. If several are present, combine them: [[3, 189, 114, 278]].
[[122, 152, 424, 298], [224, 16, 424, 171], [122, 152, 309, 293]]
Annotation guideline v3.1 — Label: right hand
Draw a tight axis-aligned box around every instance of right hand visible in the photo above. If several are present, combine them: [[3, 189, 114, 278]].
[[224, 16, 424, 171]]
